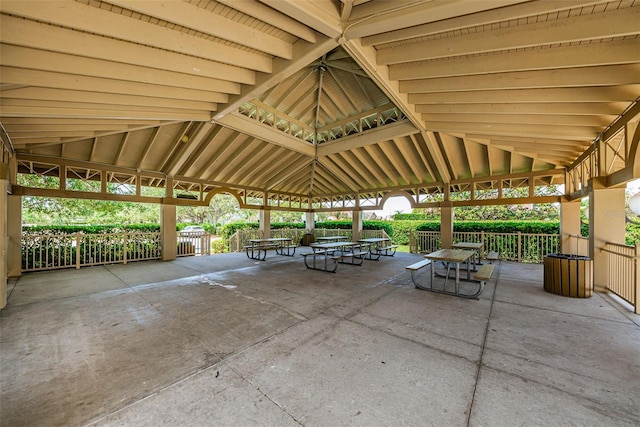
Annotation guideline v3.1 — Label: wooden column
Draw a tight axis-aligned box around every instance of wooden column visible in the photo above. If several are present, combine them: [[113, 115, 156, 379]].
[[440, 201, 454, 249], [305, 212, 315, 232], [589, 178, 626, 292], [0, 179, 8, 309], [351, 210, 363, 241], [560, 201, 582, 254], [161, 203, 177, 261], [259, 208, 271, 238]]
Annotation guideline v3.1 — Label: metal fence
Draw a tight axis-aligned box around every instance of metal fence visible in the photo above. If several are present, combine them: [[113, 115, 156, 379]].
[[410, 230, 560, 263], [602, 242, 639, 313]]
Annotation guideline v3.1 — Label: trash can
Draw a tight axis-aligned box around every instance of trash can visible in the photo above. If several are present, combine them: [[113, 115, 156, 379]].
[[543, 254, 593, 298], [302, 233, 315, 246]]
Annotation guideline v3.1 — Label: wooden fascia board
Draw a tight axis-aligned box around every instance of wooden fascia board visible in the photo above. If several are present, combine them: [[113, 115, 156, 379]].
[[215, 112, 315, 157], [346, 0, 528, 39], [316, 120, 418, 157], [0, 0, 272, 72], [0, 14, 255, 85], [260, 0, 342, 38], [106, 0, 293, 59]]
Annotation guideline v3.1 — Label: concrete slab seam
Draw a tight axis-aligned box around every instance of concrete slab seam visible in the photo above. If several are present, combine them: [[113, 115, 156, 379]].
[[466, 260, 501, 426]]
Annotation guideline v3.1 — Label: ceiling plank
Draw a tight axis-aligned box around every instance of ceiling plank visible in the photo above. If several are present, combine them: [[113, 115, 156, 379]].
[[425, 122, 600, 140], [421, 113, 616, 127], [0, 44, 241, 95], [261, 0, 342, 38], [106, 0, 293, 59], [409, 86, 640, 104], [0, 66, 227, 104], [346, 0, 528, 39], [0, 0, 272, 72], [216, 0, 317, 43], [390, 38, 640, 80], [0, 14, 255, 84], [401, 64, 640, 93], [377, 5, 640, 64], [415, 102, 629, 116], [362, 0, 609, 46]]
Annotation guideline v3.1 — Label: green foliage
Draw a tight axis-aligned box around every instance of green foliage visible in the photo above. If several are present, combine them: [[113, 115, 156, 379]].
[[22, 195, 160, 225], [455, 221, 559, 234], [177, 223, 216, 234], [626, 223, 640, 245], [363, 220, 393, 236], [410, 203, 560, 221], [415, 221, 441, 231], [271, 222, 305, 230], [22, 224, 160, 235], [415, 220, 560, 234], [211, 238, 227, 254], [315, 220, 352, 229], [389, 220, 424, 245], [393, 213, 426, 220], [217, 221, 259, 239]]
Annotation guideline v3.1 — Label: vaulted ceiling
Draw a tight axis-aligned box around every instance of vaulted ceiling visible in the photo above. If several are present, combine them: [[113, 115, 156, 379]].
[[1, 0, 639, 203]]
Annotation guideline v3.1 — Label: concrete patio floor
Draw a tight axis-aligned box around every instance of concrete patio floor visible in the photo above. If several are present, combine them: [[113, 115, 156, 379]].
[[1, 251, 639, 426]]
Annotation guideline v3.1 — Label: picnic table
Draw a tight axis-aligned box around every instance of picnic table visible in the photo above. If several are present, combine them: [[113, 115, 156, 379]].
[[315, 236, 348, 243], [452, 241, 483, 269], [301, 241, 369, 272], [405, 248, 494, 299], [244, 238, 295, 261], [358, 237, 398, 260]]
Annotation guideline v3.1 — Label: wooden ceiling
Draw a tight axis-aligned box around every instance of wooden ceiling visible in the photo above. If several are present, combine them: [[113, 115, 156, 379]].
[[1, 0, 639, 200]]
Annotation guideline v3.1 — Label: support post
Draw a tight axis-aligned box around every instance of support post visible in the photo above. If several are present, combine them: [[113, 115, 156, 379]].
[[560, 201, 582, 254], [440, 202, 454, 249], [7, 193, 21, 278], [259, 208, 271, 238], [351, 210, 363, 241], [305, 212, 315, 232], [0, 179, 8, 309], [589, 178, 626, 292], [161, 203, 177, 261]]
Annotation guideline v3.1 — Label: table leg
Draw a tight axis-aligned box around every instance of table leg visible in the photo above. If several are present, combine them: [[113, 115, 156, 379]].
[[430, 259, 435, 289], [455, 262, 460, 294]]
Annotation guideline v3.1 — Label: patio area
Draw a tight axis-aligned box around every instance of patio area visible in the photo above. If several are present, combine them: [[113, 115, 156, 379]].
[[1, 251, 639, 426]]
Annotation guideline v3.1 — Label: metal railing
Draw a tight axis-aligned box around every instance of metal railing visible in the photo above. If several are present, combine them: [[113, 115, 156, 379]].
[[410, 230, 560, 263], [22, 231, 210, 272], [601, 242, 639, 313]]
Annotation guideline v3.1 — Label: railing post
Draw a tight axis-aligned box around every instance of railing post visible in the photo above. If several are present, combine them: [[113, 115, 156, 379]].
[[481, 231, 485, 257], [635, 244, 640, 314], [123, 232, 128, 264], [410, 230, 415, 253], [517, 232, 522, 263], [75, 232, 81, 269]]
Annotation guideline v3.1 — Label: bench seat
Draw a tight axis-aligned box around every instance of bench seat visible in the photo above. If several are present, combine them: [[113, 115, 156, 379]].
[[473, 264, 495, 283], [406, 259, 431, 271], [331, 250, 366, 265], [374, 244, 398, 257], [486, 251, 499, 263]]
